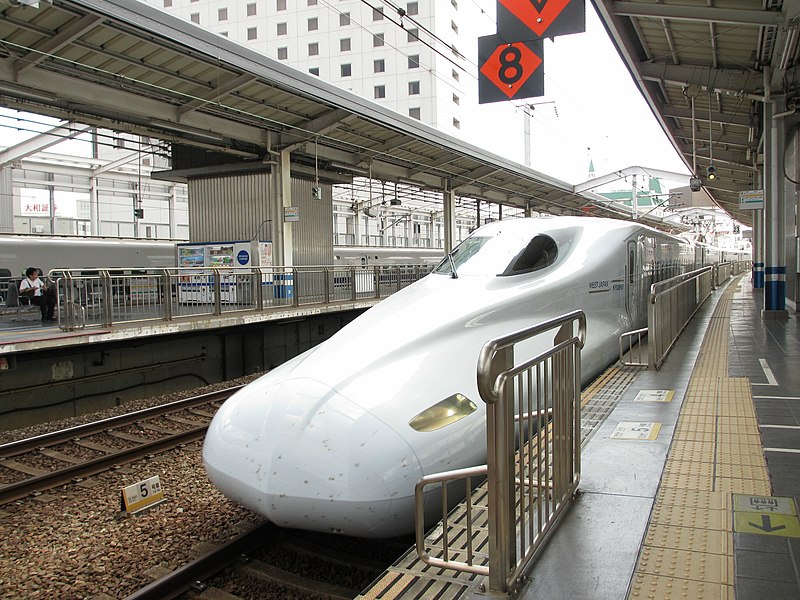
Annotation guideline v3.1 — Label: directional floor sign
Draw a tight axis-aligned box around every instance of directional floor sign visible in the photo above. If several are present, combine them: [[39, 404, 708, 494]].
[[498, 0, 586, 42], [479, 35, 544, 103], [733, 494, 800, 537]]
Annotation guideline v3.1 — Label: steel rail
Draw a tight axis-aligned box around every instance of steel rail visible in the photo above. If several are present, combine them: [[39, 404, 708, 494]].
[[0, 386, 242, 458], [123, 521, 277, 600], [0, 426, 208, 504]]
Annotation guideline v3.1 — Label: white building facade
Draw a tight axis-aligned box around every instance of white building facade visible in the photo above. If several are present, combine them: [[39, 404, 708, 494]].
[[145, 0, 483, 138]]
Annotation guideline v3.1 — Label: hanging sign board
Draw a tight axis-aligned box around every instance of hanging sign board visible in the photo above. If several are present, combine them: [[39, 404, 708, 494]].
[[478, 35, 544, 104], [497, 0, 586, 42], [739, 190, 764, 210]]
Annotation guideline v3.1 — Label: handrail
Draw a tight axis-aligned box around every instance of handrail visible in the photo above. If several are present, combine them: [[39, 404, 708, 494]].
[[416, 310, 585, 595], [477, 309, 587, 403], [619, 263, 732, 369]]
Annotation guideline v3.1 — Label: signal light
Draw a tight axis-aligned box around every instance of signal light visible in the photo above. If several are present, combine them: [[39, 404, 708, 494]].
[[706, 165, 717, 181]]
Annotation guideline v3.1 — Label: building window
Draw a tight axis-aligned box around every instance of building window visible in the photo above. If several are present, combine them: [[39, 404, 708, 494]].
[[408, 55, 420, 68], [339, 12, 350, 26], [374, 85, 385, 99], [309, 67, 319, 76], [190, 13, 199, 23], [308, 0, 317, 4], [247, 27, 258, 40], [341, 63, 352, 77], [408, 81, 420, 95], [219, 31, 228, 37], [452, 93, 460, 105], [452, 68, 459, 81], [308, 17, 318, 31], [276, 0, 286, 10], [247, 3, 256, 16], [308, 42, 319, 56], [277, 22, 287, 35], [163, 0, 172, 7], [373, 6, 384, 20], [373, 32, 385, 47], [218, 7, 228, 21], [451, 0, 458, 7], [374, 59, 385, 73], [407, 2, 418, 15], [451, 20, 458, 33], [451, 44, 460, 57], [407, 27, 419, 42], [277, 46, 288, 60], [340, 38, 351, 51], [409, 107, 421, 119], [453, 118, 460, 129]]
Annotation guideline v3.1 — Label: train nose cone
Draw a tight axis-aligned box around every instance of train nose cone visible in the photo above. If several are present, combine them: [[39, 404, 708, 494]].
[[203, 376, 424, 537]]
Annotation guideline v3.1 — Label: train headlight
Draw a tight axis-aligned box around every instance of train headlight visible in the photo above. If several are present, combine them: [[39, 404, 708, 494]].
[[409, 394, 477, 432]]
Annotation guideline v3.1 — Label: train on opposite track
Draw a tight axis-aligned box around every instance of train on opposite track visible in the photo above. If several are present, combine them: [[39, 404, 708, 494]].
[[203, 216, 749, 538], [0, 235, 441, 303]]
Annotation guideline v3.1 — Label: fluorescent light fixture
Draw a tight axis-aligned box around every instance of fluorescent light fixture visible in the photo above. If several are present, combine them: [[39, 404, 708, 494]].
[[150, 120, 224, 143], [0, 82, 57, 103]]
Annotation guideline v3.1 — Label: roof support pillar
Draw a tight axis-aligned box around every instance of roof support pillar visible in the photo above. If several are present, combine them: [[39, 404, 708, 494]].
[[762, 93, 788, 317], [271, 149, 293, 267], [443, 181, 455, 253], [0, 167, 11, 234]]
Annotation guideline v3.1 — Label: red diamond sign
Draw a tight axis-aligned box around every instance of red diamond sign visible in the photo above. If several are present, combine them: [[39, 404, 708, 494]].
[[479, 36, 544, 103], [498, 0, 585, 41]]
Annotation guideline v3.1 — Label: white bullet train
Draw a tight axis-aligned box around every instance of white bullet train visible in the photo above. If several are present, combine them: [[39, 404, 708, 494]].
[[203, 216, 744, 538]]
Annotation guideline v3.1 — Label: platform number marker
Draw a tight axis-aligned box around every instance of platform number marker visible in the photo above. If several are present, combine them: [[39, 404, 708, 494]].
[[634, 390, 674, 403], [121, 475, 164, 515], [610, 421, 661, 440]]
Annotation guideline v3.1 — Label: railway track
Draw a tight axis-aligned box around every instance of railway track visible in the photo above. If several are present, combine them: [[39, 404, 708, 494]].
[[0, 386, 241, 504], [124, 521, 409, 600]]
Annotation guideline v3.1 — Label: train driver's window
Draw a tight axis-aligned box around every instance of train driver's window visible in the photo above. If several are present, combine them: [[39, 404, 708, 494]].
[[501, 235, 557, 276]]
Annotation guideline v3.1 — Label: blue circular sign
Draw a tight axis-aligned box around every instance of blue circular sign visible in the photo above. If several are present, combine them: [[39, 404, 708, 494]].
[[237, 250, 250, 265]]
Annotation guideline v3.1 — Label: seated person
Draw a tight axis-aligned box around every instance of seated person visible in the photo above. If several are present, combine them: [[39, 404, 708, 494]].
[[19, 267, 57, 322]]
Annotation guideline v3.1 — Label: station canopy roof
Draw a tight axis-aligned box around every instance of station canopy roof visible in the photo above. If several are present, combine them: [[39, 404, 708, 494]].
[[0, 0, 689, 228], [593, 0, 800, 227]]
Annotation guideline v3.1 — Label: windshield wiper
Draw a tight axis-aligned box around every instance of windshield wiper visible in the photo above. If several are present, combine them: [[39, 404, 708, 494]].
[[447, 250, 458, 279]]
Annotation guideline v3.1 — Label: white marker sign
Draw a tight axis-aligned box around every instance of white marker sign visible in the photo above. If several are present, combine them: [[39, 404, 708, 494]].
[[121, 475, 164, 514]]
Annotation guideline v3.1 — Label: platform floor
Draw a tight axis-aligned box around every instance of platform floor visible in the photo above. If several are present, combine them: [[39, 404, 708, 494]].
[[358, 275, 800, 599]]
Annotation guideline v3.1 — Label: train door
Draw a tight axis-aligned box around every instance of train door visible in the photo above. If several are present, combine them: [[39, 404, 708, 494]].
[[625, 237, 646, 327]]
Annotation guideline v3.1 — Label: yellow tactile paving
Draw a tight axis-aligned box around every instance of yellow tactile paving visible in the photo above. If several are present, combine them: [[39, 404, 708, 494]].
[[629, 573, 733, 600], [635, 547, 734, 584], [650, 504, 730, 531], [644, 523, 733, 555], [627, 276, 772, 600]]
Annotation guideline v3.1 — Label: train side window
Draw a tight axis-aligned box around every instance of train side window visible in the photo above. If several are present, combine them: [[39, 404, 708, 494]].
[[500, 235, 557, 276], [628, 248, 635, 283]]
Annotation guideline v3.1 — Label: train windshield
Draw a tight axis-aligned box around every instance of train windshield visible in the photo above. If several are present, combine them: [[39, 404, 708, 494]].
[[434, 232, 557, 276]]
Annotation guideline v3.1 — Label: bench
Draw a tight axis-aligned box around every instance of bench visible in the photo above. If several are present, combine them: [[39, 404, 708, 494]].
[[4, 280, 42, 318]]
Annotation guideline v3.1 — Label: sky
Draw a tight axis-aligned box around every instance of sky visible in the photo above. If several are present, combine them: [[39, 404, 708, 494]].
[[0, 0, 692, 193], [465, 1, 691, 190]]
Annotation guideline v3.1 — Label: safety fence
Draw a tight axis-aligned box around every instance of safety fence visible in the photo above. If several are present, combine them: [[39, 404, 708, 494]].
[[620, 260, 750, 369], [49, 265, 432, 331], [414, 311, 585, 595]]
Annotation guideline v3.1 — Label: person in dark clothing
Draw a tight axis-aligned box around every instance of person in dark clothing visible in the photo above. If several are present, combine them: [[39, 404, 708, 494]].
[[19, 267, 57, 322]]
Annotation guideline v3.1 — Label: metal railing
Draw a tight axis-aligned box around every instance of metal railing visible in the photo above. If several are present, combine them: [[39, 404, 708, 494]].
[[620, 266, 714, 370], [620, 260, 751, 369], [50, 265, 432, 331], [414, 310, 585, 595]]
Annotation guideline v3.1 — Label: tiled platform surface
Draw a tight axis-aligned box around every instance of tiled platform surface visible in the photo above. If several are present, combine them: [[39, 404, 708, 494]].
[[522, 276, 800, 600]]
